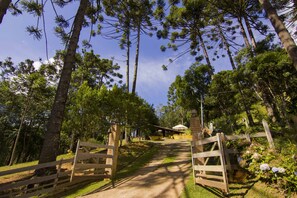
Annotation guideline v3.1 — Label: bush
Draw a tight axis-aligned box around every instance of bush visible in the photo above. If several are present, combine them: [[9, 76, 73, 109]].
[[241, 138, 297, 194]]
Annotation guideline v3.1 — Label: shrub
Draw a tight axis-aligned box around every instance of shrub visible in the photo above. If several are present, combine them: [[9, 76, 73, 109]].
[[241, 139, 297, 194]]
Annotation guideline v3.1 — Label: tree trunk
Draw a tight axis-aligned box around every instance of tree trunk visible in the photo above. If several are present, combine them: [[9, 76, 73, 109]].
[[217, 24, 236, 70], [38, 0, 88, 166], [244, 14, 257, 50], [217, 24, 254, 125], [8, 98, 31, 166], [259, 0, 297, 71], [125, 127, 131, 144], [126, 28, 130, 93], [69, 131, 75, 151], [132, 21, 141, 94], [237, 84, 255, 126], [0, 0, 11, 24], [238, 17, 251, 48], [262, 88, 281, 123], [8, 113, 25, 165], [197, 30, 214, 76]]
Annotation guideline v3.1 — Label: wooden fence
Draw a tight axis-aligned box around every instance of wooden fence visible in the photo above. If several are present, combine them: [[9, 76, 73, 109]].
[[70, 140, 117, 181], [191, 133, 229, 193], [0, 124, 120, 198], [0, 158, 73, 198], [191, 120, 274, 193]]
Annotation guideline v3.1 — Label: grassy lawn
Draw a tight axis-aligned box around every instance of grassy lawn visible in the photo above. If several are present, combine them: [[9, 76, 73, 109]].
[[181, 174, 221, 198], [181, 173, 291, 198]]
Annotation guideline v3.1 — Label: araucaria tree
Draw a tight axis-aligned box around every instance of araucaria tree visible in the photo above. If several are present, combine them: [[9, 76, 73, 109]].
[[38, 0, 90, 165], [258, 0, 297, 71]]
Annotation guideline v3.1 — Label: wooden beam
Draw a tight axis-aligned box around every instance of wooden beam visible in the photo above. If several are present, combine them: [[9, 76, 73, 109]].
[[192, 136, 218, 146], [0, 158, 73, 177], [196, 173, 224, 180], [262, 120, 275, 149], [194, 165, 223, 172], [74, 163, 112, 170], [106, 124, 120, 182], [217, 133, 229, 193], [77, 153, 113, 161], [70, 139, 80, 182], [79, 141, 114, 149], [193, 150, 220, 158], [196, 178, 227, 192], [250, 132, 266, 138]]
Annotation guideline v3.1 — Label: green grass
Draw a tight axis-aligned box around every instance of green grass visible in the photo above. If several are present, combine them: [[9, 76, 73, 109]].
[[181, 173, 288, 198], [59, 180, 110, 198], [116, 142, 159, 178], [181, 174, 220, 198], [0, 160, 38, 172], [244, 181, 284, 198], [162, 153, 176, 165]]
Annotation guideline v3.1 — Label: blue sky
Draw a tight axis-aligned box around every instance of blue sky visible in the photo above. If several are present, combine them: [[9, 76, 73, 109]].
[[0, 2, 274, 107]]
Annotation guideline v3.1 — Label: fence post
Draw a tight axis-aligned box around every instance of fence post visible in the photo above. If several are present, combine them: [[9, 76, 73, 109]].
[[106, 124, 120, 186], [190, 110, 204, 165], [70, 140, 80, 182], [217, 133, 229, 193], [245, 133, 251, 143], [262, 120, 275, 149], [54, 159, 63, 188]]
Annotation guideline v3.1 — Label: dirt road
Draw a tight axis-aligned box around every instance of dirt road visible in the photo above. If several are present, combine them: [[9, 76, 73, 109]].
[[83, 139, 192, 198]]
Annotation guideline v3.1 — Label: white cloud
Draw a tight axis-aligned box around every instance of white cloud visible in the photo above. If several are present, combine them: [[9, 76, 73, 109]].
[[33, 61, 42, 70], [134, 56, 192, 106], [33, 58, 55, 70]]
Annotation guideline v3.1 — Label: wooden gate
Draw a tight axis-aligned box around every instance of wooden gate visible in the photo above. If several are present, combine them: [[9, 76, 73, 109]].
[[191, 133, 229, 193], [191, 120, 275, 193], [71, 124, 120, 182]]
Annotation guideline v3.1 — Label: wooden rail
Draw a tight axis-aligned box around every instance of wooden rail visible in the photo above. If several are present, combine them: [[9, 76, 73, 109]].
[[0, 158, 74, 198], [0, 124, 121, 198], [70, 140, 115, 181], [0, 158, 73, 177]]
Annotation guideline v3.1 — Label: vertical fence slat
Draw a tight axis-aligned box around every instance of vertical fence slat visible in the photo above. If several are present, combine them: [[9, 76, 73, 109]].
[[262, 120, 275, 149], [70, 139, 80, 182], [54, 158, 63, 188], [216, 133, 229, 193]]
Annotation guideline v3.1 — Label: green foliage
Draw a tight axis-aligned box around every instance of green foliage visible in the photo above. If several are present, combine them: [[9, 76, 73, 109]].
[[168, 63, 211, 112], [0, 58, 56, 165], [61, 50, 159, 151], [165, 46, 297, 136], [0, 52, 158, 165], [241, 137, 297, 193], [157, 105, 190, 128]]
